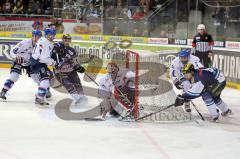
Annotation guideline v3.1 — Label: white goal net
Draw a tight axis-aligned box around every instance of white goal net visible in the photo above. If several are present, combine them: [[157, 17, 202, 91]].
[[122, 50, 191, 122]]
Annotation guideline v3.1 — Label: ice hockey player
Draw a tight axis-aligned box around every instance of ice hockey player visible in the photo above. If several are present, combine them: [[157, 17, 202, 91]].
[[51, 34, 87, 104], [170, 49, 204, 112], [175, 63, 232, 122], [98, 62, 135, 119], [0, 30, 42, 100], [192, 24, 214, 68], [30, 28, 56, 106]]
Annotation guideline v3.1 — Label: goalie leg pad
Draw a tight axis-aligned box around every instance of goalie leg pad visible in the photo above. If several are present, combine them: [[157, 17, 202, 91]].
[[112, 102, 130, 118]]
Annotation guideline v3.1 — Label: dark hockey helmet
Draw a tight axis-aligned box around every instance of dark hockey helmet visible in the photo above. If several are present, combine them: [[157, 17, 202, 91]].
[[182, 63, 194, 74], [106, 62, 119, 74], [62, 34, 72, 40]]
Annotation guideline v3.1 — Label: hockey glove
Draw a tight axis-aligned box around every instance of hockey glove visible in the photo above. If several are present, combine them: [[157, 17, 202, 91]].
[[174, 78, 186, 90], [75, 65, 85, 73], [15, 55, 23, 64], [55, 61, 64, 69], [175, 95, 185, 107]]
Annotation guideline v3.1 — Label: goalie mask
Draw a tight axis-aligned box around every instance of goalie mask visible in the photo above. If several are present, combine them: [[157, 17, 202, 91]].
[[106, 62, 119, 74]]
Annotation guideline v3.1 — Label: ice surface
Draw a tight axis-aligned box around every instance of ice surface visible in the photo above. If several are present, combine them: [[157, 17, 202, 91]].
[[0, 68, 239, 159]]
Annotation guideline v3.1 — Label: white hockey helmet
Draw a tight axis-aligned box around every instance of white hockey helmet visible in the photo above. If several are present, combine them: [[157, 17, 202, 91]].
[[197, 24, 206, 30]]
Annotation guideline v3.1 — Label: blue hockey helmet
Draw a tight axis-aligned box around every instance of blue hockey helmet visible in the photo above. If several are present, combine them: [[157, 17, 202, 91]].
[[32, 30, 42, 37], [44, 28, 56, 36], [179, 49, 190, 58]]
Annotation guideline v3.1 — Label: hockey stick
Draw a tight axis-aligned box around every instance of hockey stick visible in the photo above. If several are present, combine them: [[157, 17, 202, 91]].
[[191, 101, 205, 121], [76, 55, 95, 64], [84, 73, 99, 87], [135, 104, 175, 121]]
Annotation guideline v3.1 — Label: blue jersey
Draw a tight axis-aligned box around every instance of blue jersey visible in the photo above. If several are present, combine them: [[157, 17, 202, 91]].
[[182, 68, 225, 99]]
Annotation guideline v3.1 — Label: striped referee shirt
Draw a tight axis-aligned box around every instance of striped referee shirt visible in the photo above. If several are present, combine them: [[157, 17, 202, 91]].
[[192, 33, 214, 53]]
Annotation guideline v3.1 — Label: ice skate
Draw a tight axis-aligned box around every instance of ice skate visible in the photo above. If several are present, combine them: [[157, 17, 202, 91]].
[[184, 104, 191, 112], [35, 96, 49, 108], [46, 90, 52, 99], [221, 109, 232, 116], [213, 115, 220, 123], [0, 89, 7, 100]]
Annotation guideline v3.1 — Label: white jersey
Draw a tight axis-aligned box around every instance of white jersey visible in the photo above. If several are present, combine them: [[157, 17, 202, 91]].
[[169, 55, 204, 83], [99, 69, 135, 93], [10, 38, 35, 65], [32, 37, 54, 65]]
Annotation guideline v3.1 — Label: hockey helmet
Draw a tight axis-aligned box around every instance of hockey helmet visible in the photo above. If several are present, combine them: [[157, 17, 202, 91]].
[[32, 30, 42, 37], [182, 63, 194, 74], [62, 34, 72, 40], [44, 28, 56, 36], [179, 49, 190, 64], [179, 49, 190, 58]]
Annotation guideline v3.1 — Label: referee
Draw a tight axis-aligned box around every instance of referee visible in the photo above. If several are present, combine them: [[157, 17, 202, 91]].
[[192, 24, 214, 68]]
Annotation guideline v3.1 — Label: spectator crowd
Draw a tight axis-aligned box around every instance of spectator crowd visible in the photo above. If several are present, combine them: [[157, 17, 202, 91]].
[[0, 0, 162, 19], [0, 0, 63, 15]]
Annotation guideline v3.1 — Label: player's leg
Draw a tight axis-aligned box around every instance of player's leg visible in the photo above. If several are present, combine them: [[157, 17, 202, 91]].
[[182, 80, 192, 112], [35, 65, 51, 105], [69, 71, 88, 102], [210, 81, 232, 116], [55, 72, 82, 104], [0, 62, 21, 100], [214, 97, 232, 116], [45, 68, 53, 99], [69, 71, 84, 95], [202, 91, 219, 121]]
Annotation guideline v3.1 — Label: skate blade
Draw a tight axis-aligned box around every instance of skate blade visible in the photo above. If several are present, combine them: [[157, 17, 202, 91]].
[[0, 98, 7, 101], [85, 117, 105, 121], [35, 102, 50, 108]]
